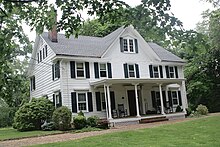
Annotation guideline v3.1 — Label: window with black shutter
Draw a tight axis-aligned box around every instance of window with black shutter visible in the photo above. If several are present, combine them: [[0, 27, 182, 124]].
[[94, 62, 99, 78], [45, 45, 48, 57], [120, 37, 138, 53], [107, 63, 112, 78], [52, 61, 60, 80], [87, 92, 93, 112], [71, 92, 77, 113], [70, 61, 75, 78], [53, 92, 62, 108], [96, 92, 101, 111]]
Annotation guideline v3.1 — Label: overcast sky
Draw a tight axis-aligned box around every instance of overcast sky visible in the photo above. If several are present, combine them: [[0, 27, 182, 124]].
[[24, 0, 213, 41]]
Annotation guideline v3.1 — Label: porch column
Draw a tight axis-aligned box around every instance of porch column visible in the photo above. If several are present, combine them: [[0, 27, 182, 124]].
[[159, 84, 165, 115], [180, 81, 187, 113], [103, 84, 109, 119], [106, 84, 112, 119], [134, 83, 141, 117]]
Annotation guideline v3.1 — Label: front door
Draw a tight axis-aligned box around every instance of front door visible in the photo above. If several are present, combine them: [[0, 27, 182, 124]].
[[127, 90, 137, 116]]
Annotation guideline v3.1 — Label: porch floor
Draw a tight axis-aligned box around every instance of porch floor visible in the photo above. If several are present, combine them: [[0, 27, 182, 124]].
[[109, 112, 185, 123]]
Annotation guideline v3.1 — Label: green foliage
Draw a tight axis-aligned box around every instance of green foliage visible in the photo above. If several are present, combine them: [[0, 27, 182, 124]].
[[77, 111, 84, 116], [0, 105, 18, 128], [196, 104, 209, 115], [175, 105, 183, 112], [13, 98, 54, 131], [73, 115, 87, 129], [41, 122, 55, 131], [52, 106, 72, 131], [186, 108, 192, 116], [87, 116, 99, 127]]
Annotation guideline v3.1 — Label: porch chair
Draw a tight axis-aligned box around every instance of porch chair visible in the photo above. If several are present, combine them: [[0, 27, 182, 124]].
[[118, 104, 128, 117]]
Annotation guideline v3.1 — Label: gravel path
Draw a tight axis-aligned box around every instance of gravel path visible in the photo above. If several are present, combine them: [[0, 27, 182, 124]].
[[0, 113, 219, 147]]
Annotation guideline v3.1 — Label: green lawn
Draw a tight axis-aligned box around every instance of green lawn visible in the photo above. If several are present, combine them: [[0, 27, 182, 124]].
[[33, 115, 220, 147], [0, 127, 62, 141]]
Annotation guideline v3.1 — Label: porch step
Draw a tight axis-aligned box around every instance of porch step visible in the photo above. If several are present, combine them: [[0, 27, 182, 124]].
[[140, 116, 168, 124]]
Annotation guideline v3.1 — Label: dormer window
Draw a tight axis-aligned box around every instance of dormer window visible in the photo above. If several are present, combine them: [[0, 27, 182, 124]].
[[120, 37, 138, 53]]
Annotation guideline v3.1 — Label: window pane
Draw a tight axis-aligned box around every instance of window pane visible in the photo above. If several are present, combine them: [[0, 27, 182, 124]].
[[100, 71, 107, 77], [172, 91, 177, 98], [123, 39, 128, 51], [78, 93, 86, 101], [77, 63, 84, 69], [129, 39, 134, 52], [129, 65, 134, 70], [154, 73, 159, 78], [129, 72, 135, 77], [100, 64, 106, 70], [78, 103, 86, 110], [170, 73, 175, 78], [173, 99, 178, 105], [153, 66, 158, 72], [56, 95, 59, 104], [77, 70, 84, 77], [169, 67, 174, 72], [102, 102, 106, 110]]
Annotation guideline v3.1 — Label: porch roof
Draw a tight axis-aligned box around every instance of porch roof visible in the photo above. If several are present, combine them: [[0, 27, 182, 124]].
[[90, 78, 185, 87]]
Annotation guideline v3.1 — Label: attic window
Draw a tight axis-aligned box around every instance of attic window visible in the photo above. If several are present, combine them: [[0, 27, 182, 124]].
[[120, 37, 138, 53]]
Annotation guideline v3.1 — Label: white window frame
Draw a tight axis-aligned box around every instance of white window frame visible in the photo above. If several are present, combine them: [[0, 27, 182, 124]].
[[153, 66, 160, 78], [99, 63, 108, 78], [101, 92, 106, 111], [169, 66, 175, 78], [30, 76, 35, 91], [128, 64, 136, 78], [123, 38, 135, 53], [77, 92, 88, 112], [53, 62, 60, 80], [171, 91, 179, 106], [76, 62, 85, 78], [54, 92, 61, 108]]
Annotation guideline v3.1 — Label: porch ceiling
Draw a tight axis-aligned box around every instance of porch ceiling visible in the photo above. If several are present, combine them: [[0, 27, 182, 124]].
[[90, 78, 185, 87]]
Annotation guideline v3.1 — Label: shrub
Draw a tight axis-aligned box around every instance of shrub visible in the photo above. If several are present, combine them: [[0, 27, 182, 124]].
[[87, 116, 99, 127], [73, 115, 87, 129], [52, 106, 72, 131], [196, 104, 209, 115], [13, 97, 54, 131], [175, 105, 183, 112], [41, 121, 55, 131], [97, 119, 109, 129], [78, 111, 84, 116], [186, 108, 192, 116]]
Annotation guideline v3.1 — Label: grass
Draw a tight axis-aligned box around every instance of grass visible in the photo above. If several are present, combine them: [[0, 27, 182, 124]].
[[0, 127, 62, 141], [33, 115, 220, 147], [70, 127, 103, 133]]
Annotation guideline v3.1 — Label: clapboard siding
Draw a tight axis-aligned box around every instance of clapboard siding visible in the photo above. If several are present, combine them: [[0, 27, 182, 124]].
[[30, 38, 60, 101]]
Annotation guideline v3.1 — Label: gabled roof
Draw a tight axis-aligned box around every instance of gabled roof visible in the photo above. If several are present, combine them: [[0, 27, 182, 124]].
[[148, 43, 185, 63], [41, 26, 185, 63], [41, 26, 124, 58]]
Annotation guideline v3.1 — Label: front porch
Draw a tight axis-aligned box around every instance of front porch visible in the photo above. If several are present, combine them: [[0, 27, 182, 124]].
[[109, 112, 186, 126], [90, 78, 187, 121]]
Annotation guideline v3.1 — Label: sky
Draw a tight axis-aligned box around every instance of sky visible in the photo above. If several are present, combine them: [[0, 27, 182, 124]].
[[24, 0, 214, 41]]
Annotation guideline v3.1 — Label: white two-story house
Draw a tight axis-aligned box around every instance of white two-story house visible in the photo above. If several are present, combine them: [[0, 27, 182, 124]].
[[28, 25, 188, 123]]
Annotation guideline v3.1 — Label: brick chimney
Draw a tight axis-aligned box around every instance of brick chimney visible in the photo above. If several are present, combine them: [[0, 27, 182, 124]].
[[48, 10, 58, 42]]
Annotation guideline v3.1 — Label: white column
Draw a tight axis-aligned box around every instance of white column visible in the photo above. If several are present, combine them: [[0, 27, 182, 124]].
[[180, 81, 187, 113], [134, 83, 141, 117], [106, 84, 112, 119], [159, 84, 165, 115], [104, 84, 109, 119]]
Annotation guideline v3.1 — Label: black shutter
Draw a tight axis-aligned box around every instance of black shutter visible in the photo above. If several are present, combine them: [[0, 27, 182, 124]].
[[149, 65, 153, 78], [168, 91, 173, 108], [175, 66, 179, 78], [135, 64, 140, 78], [53, 94, 55, 106], [30, 78, 32, 91], [33, 76, 35, 90], [85, 62, 90, 78], [120, 37, 124, 52], [124, 63, 128, 78], [162, 91, 167, 108], [58, 92, 62, 107], [43, 48, 45, 59], [159, 65, 163, 78], [95, 92, 101, 111], [135, 39, 138, 53], [107, 63, 112, 78], [87, 92, 93, 112], [110, 91, 116, 110], [178, 91, 182, 106], [57, 61, 60, 78], [45, 45, 48, 57], [70, 61, 75, 78], [151, 91, 156, 108], [37, 53, 39, 63], [52, 64, 54, 80], [71, 92, 77, 113], [94, 62, 99, 79], [40, 50, 42, 62], [165, 66, 170, 78]]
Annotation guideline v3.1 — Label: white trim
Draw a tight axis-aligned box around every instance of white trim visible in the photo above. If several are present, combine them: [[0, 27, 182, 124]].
[[76, 92, 88, 113], [75, 62, 86, 79], [99, 63, 108, 78], [127, 64, 136, 78]]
